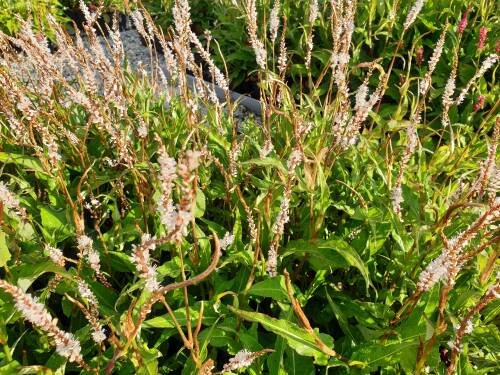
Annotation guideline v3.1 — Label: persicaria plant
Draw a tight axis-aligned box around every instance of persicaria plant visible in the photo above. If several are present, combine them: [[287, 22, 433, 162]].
[[0, 0, 498, 373]]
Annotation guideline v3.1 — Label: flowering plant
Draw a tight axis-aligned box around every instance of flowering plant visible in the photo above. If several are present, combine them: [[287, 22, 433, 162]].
[[0, 0, 498, 374]]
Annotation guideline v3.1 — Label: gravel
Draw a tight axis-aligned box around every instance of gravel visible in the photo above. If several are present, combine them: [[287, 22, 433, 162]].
[[74, 27, 262, 126]]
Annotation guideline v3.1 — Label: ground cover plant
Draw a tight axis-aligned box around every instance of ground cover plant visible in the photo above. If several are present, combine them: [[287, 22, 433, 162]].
[[0, 0, 499, 374]]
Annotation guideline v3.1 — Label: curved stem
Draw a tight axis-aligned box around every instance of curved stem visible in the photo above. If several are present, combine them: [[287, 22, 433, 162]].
[[106, 234, 221, 374]]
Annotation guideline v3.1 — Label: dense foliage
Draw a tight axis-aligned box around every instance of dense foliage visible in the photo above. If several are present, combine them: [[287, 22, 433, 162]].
[[0, 1, 499, 374]]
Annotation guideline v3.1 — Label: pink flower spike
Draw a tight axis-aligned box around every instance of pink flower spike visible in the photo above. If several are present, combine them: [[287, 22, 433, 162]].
[[457, 10, 468, 35], [474, 96, 485, 112], [478, 27, 487, 50]]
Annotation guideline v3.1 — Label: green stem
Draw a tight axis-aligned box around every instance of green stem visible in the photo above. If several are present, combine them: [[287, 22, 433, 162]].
[[3, 344, 12, 362]]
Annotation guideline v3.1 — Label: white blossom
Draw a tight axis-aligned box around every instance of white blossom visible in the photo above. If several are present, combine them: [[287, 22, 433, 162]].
[[260, 140, 274, 158], [0, 181, 26, 218], [273, 197, 290, 236], [91, 328, 106, 344], [443, 74, 456, 108], [390, 186, 404, 217], [157, 148, 178, 233], [46, 245, 65, 267], [455, 54, 498, 105], [77, 235, 92, 253], [447, 340, 461, 353], [417, 251, 450, 291], [0, 280, 83, 363], [144, 265, 160, 292], [252, 39, 267, 70], [464, 320, 474, 334], [404, 0, 425, 31], [427, 28, 446, 75], [54, 331, 83, 361], [131, 234, 160, 292], [287, 150, 303, 172], [223, 350, 257, 371], [246, 0, 267, 70], [269, 0, 281, 44], [131, 10, 149, 42], [355, 83, 369, 110], [77, 235, 101, 274], [79, 0, 97, 25], [305, 0, 319, 68], [267, 243, 278, 277], [220, 232, 235, 250], [77, 280, 99, 310]]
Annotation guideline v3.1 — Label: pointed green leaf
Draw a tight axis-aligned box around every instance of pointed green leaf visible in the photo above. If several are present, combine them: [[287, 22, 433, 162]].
[[241, 157, 287, 174], [14, 261, 73, 292], [0, 152, 46, 174], [228, 306, 333, 365], [248, 276, 288, 301], [0, 231, 11, 268], [39, 205, 74, 242], [350, 340, 419, 371], [282, 239, 373, 292]]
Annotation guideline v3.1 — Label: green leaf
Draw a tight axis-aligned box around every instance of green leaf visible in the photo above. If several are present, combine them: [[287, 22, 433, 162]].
[[156, 257, 181, 278], [0, 361, 21, 374], [241, 157, 287, 174], [282, 239, 373, 292], [0, 316, 8, 344], [284, 348, 315, 375], [135, 344, 160, 375], [228, 306, 333, 365], [282, 240, 349, 270], [350, 340, 420, 371], [248, 276, 289, 301], [325, 289, 356, 343], [197, 326, 236, 348], [143, 304, 218, 329], [14, 261, 72, 292], [0, 152, 46, 175], [0, 230, 11, 268], [194, 189, 206, 218], [39, 205, 74, 242], [107, 251, 136, 273], [391, 230, 414, 253]]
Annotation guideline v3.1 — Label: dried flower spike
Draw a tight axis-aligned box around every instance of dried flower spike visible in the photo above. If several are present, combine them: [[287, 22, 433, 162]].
[[199, 359, 215, 375], [446, 281, 500, 374], [416, 47, 423, 66]]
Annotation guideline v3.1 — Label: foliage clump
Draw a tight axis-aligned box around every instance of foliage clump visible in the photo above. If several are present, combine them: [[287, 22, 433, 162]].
[[0, 0, 499, 374]]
